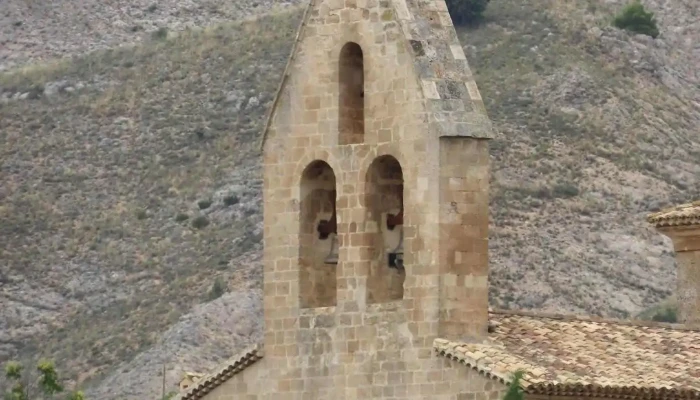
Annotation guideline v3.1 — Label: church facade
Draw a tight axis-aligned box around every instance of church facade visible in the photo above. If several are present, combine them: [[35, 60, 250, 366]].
[[177, 0, 700, 399]]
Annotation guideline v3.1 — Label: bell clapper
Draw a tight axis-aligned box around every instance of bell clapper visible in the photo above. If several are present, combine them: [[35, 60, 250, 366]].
[[386, 199, 405, 270]]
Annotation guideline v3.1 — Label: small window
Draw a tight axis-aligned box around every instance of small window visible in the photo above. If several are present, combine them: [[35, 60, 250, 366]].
[[338, 42, 365, 145]]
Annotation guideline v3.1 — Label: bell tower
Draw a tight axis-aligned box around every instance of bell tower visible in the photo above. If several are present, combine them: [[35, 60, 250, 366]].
[[258, 0, 493, 395]]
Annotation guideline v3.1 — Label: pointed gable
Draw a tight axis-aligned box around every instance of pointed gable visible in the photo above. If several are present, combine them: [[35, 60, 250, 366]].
[[260, 0, 492, 151]]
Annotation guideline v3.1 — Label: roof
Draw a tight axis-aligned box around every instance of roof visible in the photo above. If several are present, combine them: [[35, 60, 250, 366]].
[[647, 200, 700, 228], [435, 309, 700, 400], [177, 344, 262, 400]]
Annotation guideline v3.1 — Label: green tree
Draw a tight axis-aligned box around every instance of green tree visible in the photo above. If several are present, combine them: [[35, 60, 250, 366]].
[[4, 362, 25, 400], [66, 392, 86, 400], [445, 0, 490, 25], [3, 360, 85, 400], [503, 369, 526, 400], [612, 1, 660, 38]]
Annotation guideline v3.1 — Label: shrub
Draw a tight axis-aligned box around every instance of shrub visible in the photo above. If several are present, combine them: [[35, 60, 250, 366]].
[[651, 307, 677, 323], [208, 277, 227, 301], [175, 213, 189, 222], [552, 183, 580, 199], [151, 27, 169, 40], [445, 0, 490, 25], [223, 195, 239, 206], [135, 209, 148, 220], [197, 199, 212, 210], [612, 2, 660, 38], [191, 216, 209, 229]]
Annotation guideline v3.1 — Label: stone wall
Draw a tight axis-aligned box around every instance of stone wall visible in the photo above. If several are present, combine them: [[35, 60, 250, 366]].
[[657, 225, 700, 327], [202, 331, 507, 399], [677, 250, 700, 326], [438, 137, 490, 339]]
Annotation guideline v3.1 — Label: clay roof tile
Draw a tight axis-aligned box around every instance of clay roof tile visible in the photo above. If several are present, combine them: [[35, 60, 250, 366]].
[[647, 200, 700, 227], [436, 310, 700, 399]]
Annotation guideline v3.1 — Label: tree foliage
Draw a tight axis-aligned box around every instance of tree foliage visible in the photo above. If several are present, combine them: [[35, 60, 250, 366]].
[[3, 360, 85, 400], [503, 369, 526, 400], [37, 361, 64, 396], [445, 0, 490, 25], [612, 1, 660, 38], [160, 392, 178, 400]]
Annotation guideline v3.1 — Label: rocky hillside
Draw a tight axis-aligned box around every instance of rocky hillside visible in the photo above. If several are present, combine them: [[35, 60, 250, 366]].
[[1, 9, 303, 397], [477, 0, 700, 316], [1, 0, 699, 398], [0, 0, 301, 71]]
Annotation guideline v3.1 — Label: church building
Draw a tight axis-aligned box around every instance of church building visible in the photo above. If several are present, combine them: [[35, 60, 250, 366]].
[[177, 0, 700, 398]]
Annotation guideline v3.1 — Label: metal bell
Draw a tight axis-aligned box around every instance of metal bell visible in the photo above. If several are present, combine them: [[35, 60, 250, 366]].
[[324, 233, 339, 265], [388, 227, 404, 270]]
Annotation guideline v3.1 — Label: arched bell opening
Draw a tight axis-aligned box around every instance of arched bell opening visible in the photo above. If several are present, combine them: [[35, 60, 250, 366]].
[[338, 42, 365, 145], [299, 160, 338, 309], [365, 155, 405, 304]]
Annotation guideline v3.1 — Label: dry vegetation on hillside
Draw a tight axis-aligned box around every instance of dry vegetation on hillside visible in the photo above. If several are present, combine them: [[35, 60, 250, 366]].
[[1, 0, 699, 398], [0, 0, 302, 71], [468, 0, 699, 316], [1, 9, 303, 391]]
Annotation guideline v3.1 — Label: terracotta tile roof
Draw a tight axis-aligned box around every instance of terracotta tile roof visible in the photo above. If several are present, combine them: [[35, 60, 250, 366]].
[[647, 200, 700, 227], [177, 344, 262, 400], [435, 309, 700, 399]]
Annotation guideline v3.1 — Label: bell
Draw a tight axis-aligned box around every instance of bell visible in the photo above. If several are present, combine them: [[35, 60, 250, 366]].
[[324, 233, 339, 265], [388, 227, 404, 270]]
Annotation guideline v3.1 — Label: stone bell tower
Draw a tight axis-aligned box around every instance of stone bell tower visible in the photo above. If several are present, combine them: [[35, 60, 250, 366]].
[[257, 0, 493, 395]]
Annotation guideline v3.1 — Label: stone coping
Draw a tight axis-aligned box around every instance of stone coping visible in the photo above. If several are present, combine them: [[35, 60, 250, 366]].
[[647, 200, 700, 228]]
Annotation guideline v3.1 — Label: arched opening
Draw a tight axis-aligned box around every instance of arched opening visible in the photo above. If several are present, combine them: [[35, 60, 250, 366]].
[[365, 155, 405, 304], [299, 160, 338, 308], [338, 42, 365, 145]]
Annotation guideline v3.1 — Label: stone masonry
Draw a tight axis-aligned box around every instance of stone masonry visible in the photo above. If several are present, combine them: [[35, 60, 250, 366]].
[[195, 0, 502, 397], [648, 201, 700, 328]]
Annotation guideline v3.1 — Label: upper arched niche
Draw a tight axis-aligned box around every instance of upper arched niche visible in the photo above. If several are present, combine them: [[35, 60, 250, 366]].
[[298, 160, 338, 308], [364, 155, 405, 304], [338, 42, 365, 145]]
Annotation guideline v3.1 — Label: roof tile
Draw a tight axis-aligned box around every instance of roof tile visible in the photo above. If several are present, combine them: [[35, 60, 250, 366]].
[[177, 344, 262, 400], [435, 310, 700, 399], [647, 200, 700, 227]]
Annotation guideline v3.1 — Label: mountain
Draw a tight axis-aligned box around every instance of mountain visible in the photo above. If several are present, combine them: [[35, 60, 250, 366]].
[[1, 0, 698, 398]]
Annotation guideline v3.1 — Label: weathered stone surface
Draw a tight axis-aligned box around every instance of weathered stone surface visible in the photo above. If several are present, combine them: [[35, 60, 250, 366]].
[[653, 224, 700, 328]]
